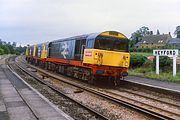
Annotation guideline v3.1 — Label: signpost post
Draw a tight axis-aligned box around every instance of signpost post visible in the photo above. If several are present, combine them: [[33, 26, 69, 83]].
[[156, 55, 159, 75], [153, 49, 179, 77]]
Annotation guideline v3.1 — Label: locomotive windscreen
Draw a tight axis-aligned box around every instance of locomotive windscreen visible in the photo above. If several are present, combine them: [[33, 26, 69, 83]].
[[94, 36, 129, 52]]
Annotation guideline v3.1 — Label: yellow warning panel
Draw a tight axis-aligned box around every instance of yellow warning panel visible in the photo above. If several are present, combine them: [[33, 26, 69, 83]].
[[25, 47, 29, 56], [100, 31, 127, 39], [40, 43, 47, 59], [33, 44, 36, 57], [83, 49, 130, 68]]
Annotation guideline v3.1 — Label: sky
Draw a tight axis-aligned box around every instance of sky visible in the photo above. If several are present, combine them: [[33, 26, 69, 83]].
[[0, 0, 180, 46]]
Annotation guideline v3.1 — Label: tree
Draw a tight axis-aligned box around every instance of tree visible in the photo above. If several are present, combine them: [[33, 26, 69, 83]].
[[174, 26, 180, 38], [0, 48, 4, 55], [16, 46, 26, 55], [156, 29, 160, 35], [0, 45, 10, 54], [130, 26, 151, 47], [7, 45, 16, 54], [0, 39, 2, 45], [12, 42, 16, 47]]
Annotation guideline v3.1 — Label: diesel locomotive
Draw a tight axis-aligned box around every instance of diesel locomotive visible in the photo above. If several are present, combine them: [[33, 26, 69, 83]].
[[26, 31, 130, 85]]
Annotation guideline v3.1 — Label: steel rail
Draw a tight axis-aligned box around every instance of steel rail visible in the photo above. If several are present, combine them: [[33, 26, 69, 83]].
[[13, 59, 109, 120], [115, 88, 180, 108], [17, 56, 180, 119], [102, 89, 180, 120]]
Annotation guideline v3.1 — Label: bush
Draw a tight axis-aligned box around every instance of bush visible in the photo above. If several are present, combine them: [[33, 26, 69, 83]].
[[153, 56, 172, 71], [129, 48, 134, 52], [137, 48, 143, 52], [130, 54, 147, 68], [0, 48, 4, 55], [143, 48, 153, 53], [143, 59, 153, 68], [0, 45, 10, 54]]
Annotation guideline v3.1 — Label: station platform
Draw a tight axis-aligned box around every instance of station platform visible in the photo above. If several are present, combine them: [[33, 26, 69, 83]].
[[126, 76, 180, 93], [0, 59, 73, 120]]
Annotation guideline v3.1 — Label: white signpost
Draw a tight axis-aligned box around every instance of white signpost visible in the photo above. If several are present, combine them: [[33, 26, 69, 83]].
[[153, 49, 179, 76]]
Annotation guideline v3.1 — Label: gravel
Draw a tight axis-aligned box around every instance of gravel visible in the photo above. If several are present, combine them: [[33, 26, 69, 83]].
[[12, 56, 157, 120], [33, 71, 154, 120], [11, 64, 104, 120]]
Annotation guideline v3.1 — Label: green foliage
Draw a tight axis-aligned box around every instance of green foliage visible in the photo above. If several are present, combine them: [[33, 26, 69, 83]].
[[153, 56, 172, 71], [130, 52, 152, 57], [129, 68, 180, 82], [130, 48, 153, 53], [129, 48, 134, 52], [0, 48, 4, 55], [130, 54, 147, 68], [15, 46, 26, 55], [162, 44, 180, 51], [0, 45, 10, 54], [143, 48, 153, 53], [0, 42, 18, 55], [136, 48, 143, 52], [129, 40, 136, 48], [174, 26, 180, 38], [129, 50, 180, 82], [130, 26, 151, 44], [143, 59, 153, 68], [7, 45, 16, 54]]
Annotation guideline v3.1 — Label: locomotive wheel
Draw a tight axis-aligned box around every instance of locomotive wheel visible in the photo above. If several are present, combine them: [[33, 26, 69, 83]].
[[45, 62, 48, 70], [88, 75, 95, 85]]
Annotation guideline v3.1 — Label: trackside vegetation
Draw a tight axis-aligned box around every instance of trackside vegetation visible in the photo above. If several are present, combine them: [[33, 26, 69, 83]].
[[0, 43, 26, 55], [129, 52, 180, 82]]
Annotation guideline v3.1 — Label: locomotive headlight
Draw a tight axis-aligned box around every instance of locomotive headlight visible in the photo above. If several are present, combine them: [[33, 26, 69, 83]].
[[95, 55, 98, 59], [125, 61, 128, 66]]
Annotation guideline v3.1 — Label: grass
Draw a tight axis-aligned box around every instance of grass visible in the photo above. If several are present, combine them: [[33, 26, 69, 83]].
[[129, 52, 180, 82], [129, 67, 180, 82]]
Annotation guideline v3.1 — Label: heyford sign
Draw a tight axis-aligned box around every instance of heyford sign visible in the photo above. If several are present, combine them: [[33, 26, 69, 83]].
[[153, 49, 178, 57], [153, 49, 179, 76]]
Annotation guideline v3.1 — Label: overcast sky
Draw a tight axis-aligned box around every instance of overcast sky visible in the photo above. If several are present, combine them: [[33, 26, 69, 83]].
[[0, 0, 180, 46]]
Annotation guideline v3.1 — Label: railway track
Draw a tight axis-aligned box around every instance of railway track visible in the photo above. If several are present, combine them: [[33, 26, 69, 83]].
[[15, 56, 180, 120], [122, 78, 180, 97], [100, 89, 180, 120], [115, 88, 180, 108], [7, 56, 109, 120]]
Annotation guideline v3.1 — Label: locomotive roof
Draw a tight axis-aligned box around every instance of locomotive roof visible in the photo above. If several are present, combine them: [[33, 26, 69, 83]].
[[50, 31, 127, 43], [51, 33, 93, 43], [27, 31, 127, 46]]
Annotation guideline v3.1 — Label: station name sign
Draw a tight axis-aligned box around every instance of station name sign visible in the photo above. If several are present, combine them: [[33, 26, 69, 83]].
[[153, 49, 178, 57]]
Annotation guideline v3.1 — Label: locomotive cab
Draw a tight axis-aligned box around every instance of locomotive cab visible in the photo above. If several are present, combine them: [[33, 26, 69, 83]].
[[83, 31, 130, 79], [83, 31, 130, 67]]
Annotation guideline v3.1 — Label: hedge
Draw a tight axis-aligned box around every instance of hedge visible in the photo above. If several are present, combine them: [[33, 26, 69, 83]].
[[130, 54, 147, 68], [153, 56, 172, 71]]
